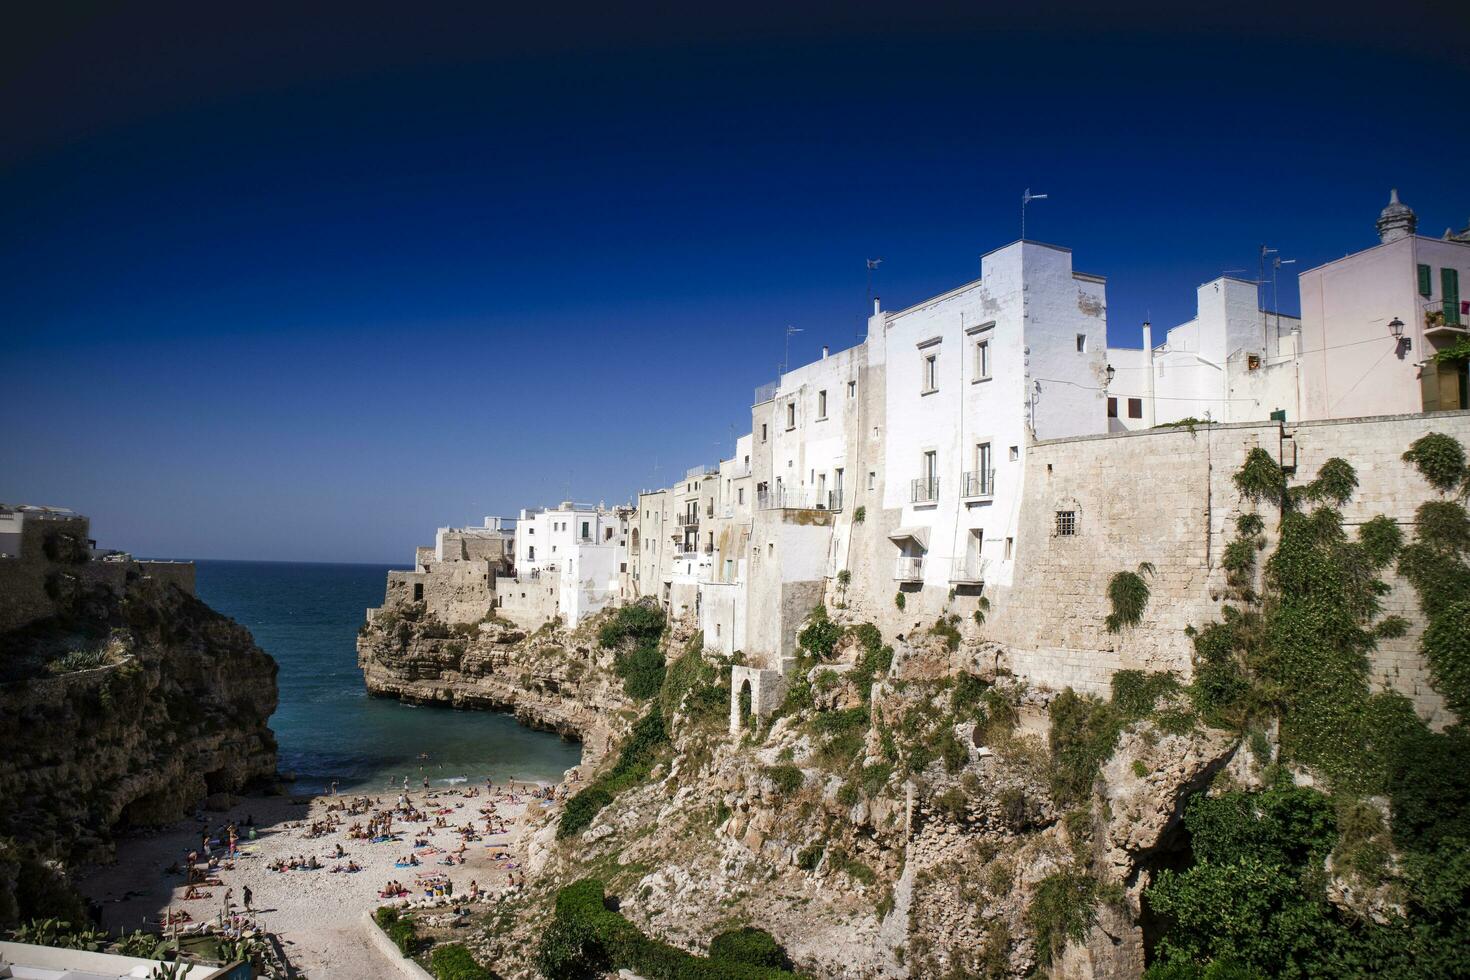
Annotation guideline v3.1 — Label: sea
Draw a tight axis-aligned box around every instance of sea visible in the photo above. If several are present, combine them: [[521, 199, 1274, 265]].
[[191, 560, 581, 795]]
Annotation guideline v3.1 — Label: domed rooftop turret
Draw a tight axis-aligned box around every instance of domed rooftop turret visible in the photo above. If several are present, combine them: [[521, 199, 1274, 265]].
[[1376, 188, 1417, 244]]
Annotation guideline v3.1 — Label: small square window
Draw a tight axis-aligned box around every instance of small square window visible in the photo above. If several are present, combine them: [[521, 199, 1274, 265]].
[[1009, 446, 1019, 461], [1127, 398, 1143, 419], [1055, 511, 1076, 536]]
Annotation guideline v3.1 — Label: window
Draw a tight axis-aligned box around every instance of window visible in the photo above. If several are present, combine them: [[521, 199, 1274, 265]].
[[1107, 396, 1118, 418], [528, 545, 536, 560], [974, 338, 991, 379], [1444, 268, 1462, 326], [974, 443, 992, 495], [738, 488, 745, 504], [817, 390, 828, 419], [922, 352, 939, 393], [868, 471, 876, 490], [619, 562, 627, 573], [1009, 446, 1019, 461], [1418, 263, 1433, 297], [847, 380, 856, 398], [1004, 537, 1013, 560], [1055, 510, 1077, 536], [581, 521, 590, 538], [1076, 334, 1087, 353], [761, 423, 768, 442], [786, 402, 796, 429], [1128, 398, 1143, 419]]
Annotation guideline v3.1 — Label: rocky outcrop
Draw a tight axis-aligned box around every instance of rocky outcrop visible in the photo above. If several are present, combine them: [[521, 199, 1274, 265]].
[[0, 557, 278, 923], [356, 605, 631, 763]]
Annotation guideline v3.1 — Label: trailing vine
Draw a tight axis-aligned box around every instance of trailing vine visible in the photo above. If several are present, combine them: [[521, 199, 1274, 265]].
[[1104, 562, 1155, 632]]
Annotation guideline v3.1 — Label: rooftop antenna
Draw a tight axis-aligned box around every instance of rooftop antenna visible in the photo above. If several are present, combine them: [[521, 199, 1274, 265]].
[[783, 324, 804, 374], [865, 258, 883, 304], [1272, 255, 1297, 339], [1022, 188, 1048, 240]]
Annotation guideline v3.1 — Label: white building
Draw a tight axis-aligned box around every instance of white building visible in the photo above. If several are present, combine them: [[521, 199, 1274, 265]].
[[873, 239, 1108, 598], [1297, 190, 1470, 419], [1105, 276, 1300, 429], [513, 502, 631, 626]]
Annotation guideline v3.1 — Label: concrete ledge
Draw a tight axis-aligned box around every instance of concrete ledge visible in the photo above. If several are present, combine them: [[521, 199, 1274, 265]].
[[361, 908, 435, 980]]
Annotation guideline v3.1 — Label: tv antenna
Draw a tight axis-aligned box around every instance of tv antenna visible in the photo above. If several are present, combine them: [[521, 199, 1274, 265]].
[[1022, 188, 1048, 240], [865, 257, 883, 304], [783, 325, 803, 374]]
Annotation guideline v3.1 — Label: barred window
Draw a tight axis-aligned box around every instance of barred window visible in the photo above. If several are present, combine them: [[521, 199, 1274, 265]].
[[1055, 510, 1076, 536]]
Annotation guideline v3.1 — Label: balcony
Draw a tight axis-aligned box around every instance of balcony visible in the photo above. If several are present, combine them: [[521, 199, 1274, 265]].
[[960, 469, 996, 499], [757, 488, 844, 512], [911, 477, 939, 504], [950, 556, 987, 585], [1425, 309, 1468, 340], [894, 556, 925, 582], [680, 514, 700, 529]]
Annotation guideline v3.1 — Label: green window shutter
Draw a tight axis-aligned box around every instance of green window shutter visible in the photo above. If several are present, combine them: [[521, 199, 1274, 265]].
[[1418, 263, 1433, 296], [1444, 268, 1461, 326]]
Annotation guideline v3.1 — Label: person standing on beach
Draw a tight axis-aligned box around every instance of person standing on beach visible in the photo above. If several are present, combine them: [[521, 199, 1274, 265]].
[[242, 885, 252, 911]]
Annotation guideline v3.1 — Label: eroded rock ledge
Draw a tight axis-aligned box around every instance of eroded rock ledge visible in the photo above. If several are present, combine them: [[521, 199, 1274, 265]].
[[356, 605, 635, 765]]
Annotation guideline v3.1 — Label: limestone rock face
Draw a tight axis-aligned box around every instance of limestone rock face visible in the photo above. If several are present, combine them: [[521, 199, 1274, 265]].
[[0, 568, 278, 921], [356, 609, 632, 763], [1097, 724, 1237, 905]]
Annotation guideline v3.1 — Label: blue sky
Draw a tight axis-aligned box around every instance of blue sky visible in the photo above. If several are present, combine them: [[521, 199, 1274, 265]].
[[4, 4, 1467, 562]]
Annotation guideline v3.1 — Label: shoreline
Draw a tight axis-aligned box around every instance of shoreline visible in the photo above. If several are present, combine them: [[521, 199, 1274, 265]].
[[76, 779, 566, 979]]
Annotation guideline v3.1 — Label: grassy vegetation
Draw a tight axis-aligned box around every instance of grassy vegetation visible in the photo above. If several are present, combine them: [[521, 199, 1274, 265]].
[[535, 878, 805, 979]]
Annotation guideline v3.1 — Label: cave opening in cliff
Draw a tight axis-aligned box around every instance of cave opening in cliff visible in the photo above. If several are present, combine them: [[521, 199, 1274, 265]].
[[1136, 814, 1196, 965]]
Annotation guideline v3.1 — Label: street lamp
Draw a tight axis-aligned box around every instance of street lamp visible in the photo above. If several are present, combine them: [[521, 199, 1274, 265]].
[[1389, 317, 1410, 358], [1105, 364, 1116, 388]]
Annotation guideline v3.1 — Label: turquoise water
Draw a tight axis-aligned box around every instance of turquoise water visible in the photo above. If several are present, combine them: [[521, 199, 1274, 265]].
[[193, 560, 581, 795]]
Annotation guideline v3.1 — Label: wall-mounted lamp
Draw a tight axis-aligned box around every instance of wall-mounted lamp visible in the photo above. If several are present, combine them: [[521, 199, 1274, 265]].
[[1389, 317, 1411, 358], [1105, 364, 1116, 389]]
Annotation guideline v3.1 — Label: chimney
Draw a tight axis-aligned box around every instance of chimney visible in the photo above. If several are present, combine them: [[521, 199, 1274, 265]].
[[822, 345, 829, 359], [873, 297, 881, 316]]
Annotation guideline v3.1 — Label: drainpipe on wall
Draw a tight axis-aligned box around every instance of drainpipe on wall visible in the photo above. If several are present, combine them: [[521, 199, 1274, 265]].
[[1142, 321, 1156, 427]]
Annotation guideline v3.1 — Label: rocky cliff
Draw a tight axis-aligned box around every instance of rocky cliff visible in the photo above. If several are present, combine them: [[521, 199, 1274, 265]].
[[358, 597, 1244, 979], [0, 539, 278, 925], [356, 602, 634, 764]]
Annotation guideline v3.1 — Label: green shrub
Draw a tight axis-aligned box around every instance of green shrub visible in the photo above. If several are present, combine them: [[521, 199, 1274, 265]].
[[616, 644, 666, 700], [1104, 564, 1153, 632], [708, 928, 793, 971], [1233, 448, 1286, 506], [766, 765, 805, 795], [599, 602, 666, 648], [1403, 432, 1467, 493], [894, 591, 905, 610], [929, 616, 961, 651], [852, 506, 865, 524], [797, 607, 842, 659], [1026, 870, 1112, 967], [1235, 512, 1266, 537], [431, 943, 497, 979], [538, 879, 803, 979], [386, 915, 418, 955], [1420, 598, 1470, 721]]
